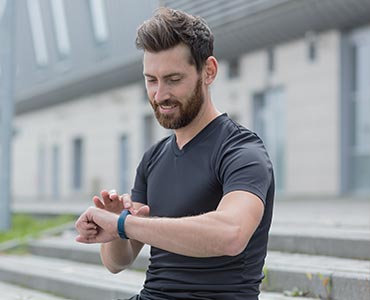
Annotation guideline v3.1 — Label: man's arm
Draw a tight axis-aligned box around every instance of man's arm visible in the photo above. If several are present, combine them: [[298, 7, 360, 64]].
[[99, 200, 149, 273], [99, 233, 144, 273], [79, 190, 148, 273], [125, 190, 264, 257], [76, 190, 264, 258]]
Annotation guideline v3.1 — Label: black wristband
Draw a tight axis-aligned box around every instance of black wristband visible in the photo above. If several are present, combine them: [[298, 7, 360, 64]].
[[117, 210, 131, 239]]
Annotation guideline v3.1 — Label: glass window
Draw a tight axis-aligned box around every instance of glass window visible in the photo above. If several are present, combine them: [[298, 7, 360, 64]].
[[50, 0, 71, 57], [349, 40, 370, 192], [305, 31, 318, 62], [143, 114, 155, 151], [37, 143, 46, 196], [52, 145, 60, 200], [27, 0, 49, 66], [267, 47, 275, 73], [72, 137, 83, 190], [253, 87, 285, 191], [228, 58, 240, 79], [119, 135, 129, 194], [88, 0, 109, 43]]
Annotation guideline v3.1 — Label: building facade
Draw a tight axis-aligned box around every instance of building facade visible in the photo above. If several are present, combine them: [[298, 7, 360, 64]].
[[2, 0, 369, 203]]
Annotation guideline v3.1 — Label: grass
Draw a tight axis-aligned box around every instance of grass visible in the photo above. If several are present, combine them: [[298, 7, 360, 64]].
[[0, 214, 75, 244]]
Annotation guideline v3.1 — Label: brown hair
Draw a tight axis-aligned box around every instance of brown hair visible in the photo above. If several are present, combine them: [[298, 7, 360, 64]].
[[135, 7, 214, 72]]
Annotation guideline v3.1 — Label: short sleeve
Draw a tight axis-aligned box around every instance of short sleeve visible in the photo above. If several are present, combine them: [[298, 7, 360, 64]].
[[131, 153, 149, 205], [217, 132, 273, 205]]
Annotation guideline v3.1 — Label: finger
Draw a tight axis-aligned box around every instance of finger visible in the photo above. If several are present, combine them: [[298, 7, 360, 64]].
[[101, 190, 112, 206], [109, 189, 120, 201], [135, 205, 150, 217], [76, 235, 96, 244], [122, 194, 132, 210], [93, 196, 105, 209], [84, 222, 98, 230]]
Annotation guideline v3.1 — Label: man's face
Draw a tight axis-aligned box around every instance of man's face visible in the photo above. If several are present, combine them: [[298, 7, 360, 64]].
[[143, 44, 204, 129]]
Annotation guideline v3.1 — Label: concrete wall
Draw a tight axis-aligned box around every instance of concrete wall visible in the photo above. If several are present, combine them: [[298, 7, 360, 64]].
[[212, 30, 341, 196], [12, 30, 342, 202]]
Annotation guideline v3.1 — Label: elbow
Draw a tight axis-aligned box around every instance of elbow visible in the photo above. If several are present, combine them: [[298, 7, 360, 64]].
[[106, 265, 123, 274], [100, 252, 132, 274], [103, 260, 131, 274], [223, 226, 249, 257]]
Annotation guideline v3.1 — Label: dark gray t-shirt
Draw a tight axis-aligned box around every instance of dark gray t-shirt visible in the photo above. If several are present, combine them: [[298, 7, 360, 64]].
[[131, 114, 274, 300]]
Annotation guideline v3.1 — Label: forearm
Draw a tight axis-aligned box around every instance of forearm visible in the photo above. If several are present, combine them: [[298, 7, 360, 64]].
[[125, 211, 244, 257], [100, 238, 143, 273]]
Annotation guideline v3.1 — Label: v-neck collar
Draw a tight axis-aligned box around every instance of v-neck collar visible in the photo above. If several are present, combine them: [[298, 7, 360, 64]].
[[171, 113, 228, 156]]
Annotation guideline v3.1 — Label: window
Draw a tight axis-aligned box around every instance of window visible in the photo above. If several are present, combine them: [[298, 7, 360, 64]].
[[119, 135, 129, 194], [305, 31, 318, 62], [228, 58, 240, 79], [88, 0, 109, 44], [349, 37, 370, 192], [143, 114, 155, 151], [253, 87, 285, 192], [52, 145, 60, 200], [37, 143, 46, 196], [50, 0, 71, 57], [72, 138, 83, 190], [27, 0, 49, 66], [267, 47, 275, 73]]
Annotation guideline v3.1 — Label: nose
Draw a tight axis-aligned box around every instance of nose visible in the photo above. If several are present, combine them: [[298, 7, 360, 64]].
[[154, 82, 170, 103]]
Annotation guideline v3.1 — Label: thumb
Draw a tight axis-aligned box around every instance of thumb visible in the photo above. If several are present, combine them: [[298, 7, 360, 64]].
[[135, 205, 150, 217], [93, 196, 105, 209]]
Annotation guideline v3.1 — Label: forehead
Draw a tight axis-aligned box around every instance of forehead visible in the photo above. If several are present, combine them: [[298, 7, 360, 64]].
[[143, 44, 196, 76]]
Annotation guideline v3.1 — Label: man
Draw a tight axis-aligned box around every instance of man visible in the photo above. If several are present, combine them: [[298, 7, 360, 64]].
[[75, 7, 274, 300]]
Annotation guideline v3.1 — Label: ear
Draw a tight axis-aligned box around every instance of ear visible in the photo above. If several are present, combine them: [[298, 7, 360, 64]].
[[203, 56, 218, 85]]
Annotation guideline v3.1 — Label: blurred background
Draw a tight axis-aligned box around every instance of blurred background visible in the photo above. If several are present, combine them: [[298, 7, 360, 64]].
[[0, 0, 369, 299], [2, 0, 370, 207]]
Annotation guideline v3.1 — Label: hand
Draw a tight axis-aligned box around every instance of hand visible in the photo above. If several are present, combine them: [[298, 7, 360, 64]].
[[75, 207, 119, 244], [94, 190, 150, 217], [93, 189, 125, 214]]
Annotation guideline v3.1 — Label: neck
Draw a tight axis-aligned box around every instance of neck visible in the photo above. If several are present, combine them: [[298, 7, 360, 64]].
[[174, 100, 221, 150]]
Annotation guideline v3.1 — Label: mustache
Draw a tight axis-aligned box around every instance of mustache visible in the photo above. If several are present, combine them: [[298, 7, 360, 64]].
[[152, 99, 180, 107]]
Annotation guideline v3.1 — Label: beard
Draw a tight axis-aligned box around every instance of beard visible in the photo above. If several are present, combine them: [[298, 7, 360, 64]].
[[150, 77, 204, 129]]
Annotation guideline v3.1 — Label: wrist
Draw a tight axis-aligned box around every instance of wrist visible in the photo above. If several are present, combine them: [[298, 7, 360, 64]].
[[117, 210, 131, 239]]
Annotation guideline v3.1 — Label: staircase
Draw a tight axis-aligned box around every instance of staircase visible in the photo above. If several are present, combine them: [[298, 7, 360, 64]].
[[0, 198, 369, 300]]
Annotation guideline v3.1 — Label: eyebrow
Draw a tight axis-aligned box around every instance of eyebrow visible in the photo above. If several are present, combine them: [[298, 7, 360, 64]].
[[143, 72, 186, 79]]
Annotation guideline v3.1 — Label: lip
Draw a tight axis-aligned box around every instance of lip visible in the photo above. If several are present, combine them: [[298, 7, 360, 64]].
[[159, 104, 178, 114]]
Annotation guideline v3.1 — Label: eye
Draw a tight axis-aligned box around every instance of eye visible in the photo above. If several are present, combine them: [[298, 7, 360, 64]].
[[169, 78, 181, 84]]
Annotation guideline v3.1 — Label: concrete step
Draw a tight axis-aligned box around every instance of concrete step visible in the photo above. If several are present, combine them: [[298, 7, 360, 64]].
[[269, 224, 370, 260], [0, 254, 144, 300], [0, 281, 72, 300], [27, 230, 150, 271], [27, 231, 370, 299], [264, 251, 370, 300], [0, 254, 319, 300]]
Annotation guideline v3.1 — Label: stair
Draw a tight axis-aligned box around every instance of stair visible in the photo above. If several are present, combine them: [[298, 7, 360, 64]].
[[24, 227, 370, 300], [1, 198, 369, 300], [0, 281, 73, 300], [0, 250, 318, 300]]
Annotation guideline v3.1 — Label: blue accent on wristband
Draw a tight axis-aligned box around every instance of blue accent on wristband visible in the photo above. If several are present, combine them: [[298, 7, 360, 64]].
[[117, 210, 131, 239]]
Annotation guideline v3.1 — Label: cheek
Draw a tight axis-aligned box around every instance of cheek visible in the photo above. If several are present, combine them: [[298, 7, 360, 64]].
[[145, 86, 155, 100]]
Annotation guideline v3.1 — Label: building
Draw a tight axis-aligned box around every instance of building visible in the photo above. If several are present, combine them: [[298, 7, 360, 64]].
[[1, 0, 369, 204]]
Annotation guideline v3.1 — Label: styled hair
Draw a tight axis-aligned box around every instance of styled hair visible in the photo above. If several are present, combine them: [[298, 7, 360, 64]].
[[135, 7, 214, 72]]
